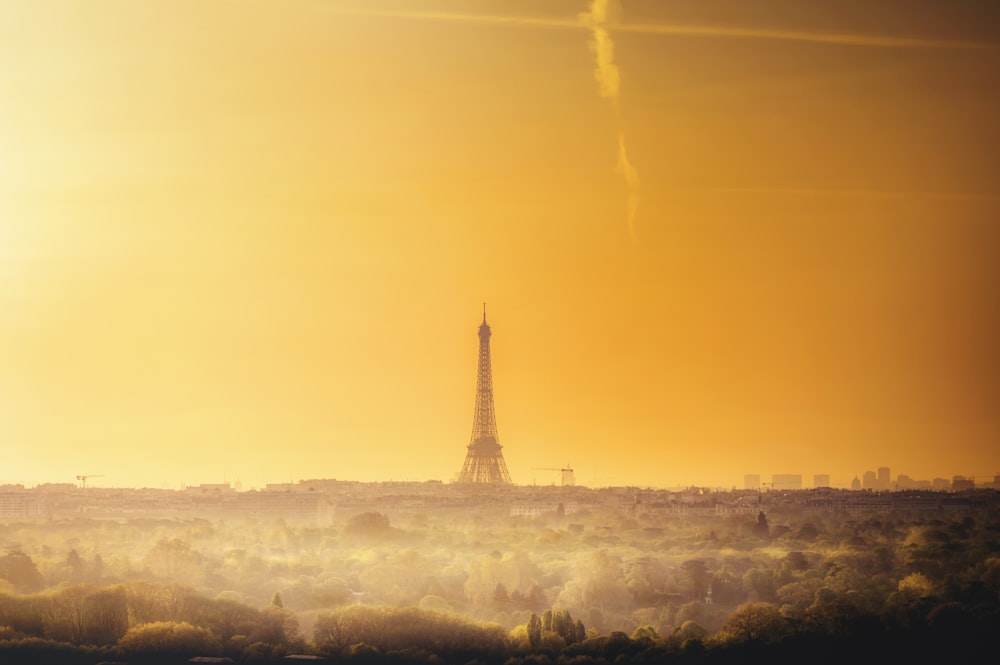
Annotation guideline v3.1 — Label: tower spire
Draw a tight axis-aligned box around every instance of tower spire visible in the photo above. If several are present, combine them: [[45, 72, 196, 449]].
[[457, 306, 512, 484]]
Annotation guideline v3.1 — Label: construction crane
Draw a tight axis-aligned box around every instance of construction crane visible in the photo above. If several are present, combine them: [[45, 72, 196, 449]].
[[969, 472, 1000, 488], [76, 474, 104, 489], [531, 466, 575, 487]]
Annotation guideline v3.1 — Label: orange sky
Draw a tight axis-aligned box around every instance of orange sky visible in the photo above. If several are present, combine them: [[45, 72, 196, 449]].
[[2, 0, 998, 490]]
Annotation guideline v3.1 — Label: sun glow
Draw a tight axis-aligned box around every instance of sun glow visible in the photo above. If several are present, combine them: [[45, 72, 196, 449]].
[[0, 0, 997, 490]]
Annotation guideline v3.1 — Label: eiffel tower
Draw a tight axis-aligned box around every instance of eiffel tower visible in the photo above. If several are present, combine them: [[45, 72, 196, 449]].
[[457, 305, 512, 484]]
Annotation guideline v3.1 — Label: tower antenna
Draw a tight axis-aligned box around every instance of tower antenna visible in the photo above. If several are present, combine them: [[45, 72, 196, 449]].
[[457, 306, 512, 484]]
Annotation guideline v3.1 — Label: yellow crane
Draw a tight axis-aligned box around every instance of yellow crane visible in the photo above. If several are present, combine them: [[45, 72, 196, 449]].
[[76, 474, 104, 489]]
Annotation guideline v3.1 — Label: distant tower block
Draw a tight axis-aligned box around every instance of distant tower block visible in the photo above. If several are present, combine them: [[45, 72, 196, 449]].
[[457, 305, 512, 484]]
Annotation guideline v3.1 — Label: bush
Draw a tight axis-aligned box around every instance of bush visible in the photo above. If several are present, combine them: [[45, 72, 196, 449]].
[[117, 621, 222, 659]]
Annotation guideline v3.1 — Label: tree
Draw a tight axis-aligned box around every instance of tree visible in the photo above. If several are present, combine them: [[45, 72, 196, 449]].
[[742, 567, 777, 603], [783, 551, 809, 573], [681, 560, 711, 601], [249, 605, 300, 650], [66, 550, 85, 583], [45, 584, 90, 643], [117, 620, 222, 658], [625, 557, 667, 603], [343, 512, 392, 540], [83, 586, 129, 645], [574, 619, 587, 644], [719, 602, 786, 644], [897, 572, 935, 598], [753, 512, 770, 539], [675, 620, 707, 642], [630, 625, 659, 647], [0, 552, 44, 593], [142, 538, 203, 583], [675, 601, 708, 628], [527, 613, 541, 649], [90, 554, 105, 584], [577, 550, 631, 613]]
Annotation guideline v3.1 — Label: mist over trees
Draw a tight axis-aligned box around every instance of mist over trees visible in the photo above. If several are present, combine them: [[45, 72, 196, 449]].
[[0, 490, 997, 663]]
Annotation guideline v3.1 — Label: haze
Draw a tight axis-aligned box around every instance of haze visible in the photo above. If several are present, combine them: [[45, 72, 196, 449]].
[[1, 0, 998, 490]]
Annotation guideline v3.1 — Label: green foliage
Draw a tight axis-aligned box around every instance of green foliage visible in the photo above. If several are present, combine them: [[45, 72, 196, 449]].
[[343, 512, 392, 540], [0, 636, 111, 665], [117, 620, 222, 658], [0, 553, 44, 594], [0, 493, 998, 661], [717, 602, 787, 645], [527, 613, 541, 649], [314, 605, 509, 658]]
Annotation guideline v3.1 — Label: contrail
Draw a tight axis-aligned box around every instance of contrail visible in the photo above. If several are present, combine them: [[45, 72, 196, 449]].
[[612, 22, 1000, 50], [701, 187, 1000, 203], [277, 2, 1000, 51], [249, 0, 998, 242], [580, 0, 640, 242]]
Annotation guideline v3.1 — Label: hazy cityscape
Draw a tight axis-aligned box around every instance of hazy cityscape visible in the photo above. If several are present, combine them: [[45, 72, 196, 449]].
[[3, 463, 1000, 524], [1, 256, 996, 664], [3, 0, 998, 663]]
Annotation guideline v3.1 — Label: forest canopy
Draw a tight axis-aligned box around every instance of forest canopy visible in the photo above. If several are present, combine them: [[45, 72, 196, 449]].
[[0, 492, 997, 663]]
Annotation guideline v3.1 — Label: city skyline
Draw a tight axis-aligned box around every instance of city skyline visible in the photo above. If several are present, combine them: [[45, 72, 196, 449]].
[[2, 1, 998, 491], [4, 463, 996, 493]]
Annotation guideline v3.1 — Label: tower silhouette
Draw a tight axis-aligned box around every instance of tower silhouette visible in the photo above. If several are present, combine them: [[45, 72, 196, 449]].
[[457, 305, 512, 484]]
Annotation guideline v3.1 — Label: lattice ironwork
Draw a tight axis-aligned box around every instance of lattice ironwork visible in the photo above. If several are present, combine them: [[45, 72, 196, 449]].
[[457, 305, 512, 484]]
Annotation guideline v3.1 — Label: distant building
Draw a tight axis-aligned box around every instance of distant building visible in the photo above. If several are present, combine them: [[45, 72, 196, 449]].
[[561, 468, 576, 487], [185, 483, 234, 495], [771, 474, 802, 490], [35, 483, 76, 493], [744, 474, 761, 490], [932, 477, 951, 491], [0, 489, 42, 521], [509, 501, 578, 518], [851, 476, 862, 490], [878, 467, 891, 490], [952, 476, 975, 491], [813, 474, 831, 488], [863, 471, 877, 490]]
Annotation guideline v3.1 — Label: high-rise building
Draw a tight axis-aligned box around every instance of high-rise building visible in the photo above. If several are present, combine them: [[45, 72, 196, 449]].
[[744, 474, 761, 490], [952, 476, 975, 491], [457, 306, 512, 484], [813, 474, 831, 488], [877, 466, 890, 490], [771, 474, 802, 490], [863, 470, 877, 489]]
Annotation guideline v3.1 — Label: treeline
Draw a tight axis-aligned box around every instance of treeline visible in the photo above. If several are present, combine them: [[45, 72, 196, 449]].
[[0, 592, 994, 664], [1, 503, 998, 661], [0, 580, 300, 663]]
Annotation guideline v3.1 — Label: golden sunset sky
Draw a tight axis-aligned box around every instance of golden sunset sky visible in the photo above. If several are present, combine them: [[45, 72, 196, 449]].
[[2, 0, 998, 490]]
